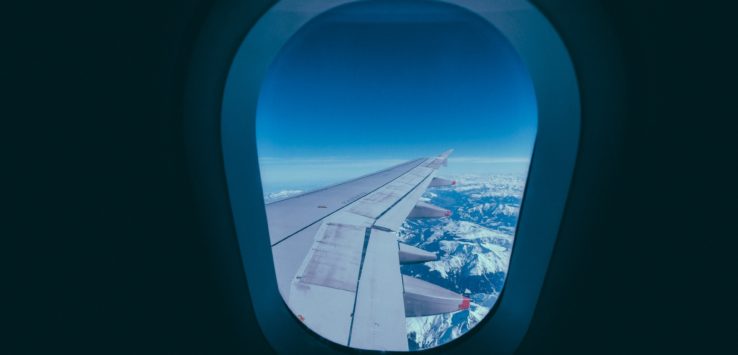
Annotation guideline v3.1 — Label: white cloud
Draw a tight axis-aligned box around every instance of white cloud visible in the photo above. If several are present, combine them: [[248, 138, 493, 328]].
[[448, 156, 530, 164], [263, 189, 304, 203]]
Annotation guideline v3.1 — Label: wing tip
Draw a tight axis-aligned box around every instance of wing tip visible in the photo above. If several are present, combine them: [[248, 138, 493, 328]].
[[439, 149, 454, 158]]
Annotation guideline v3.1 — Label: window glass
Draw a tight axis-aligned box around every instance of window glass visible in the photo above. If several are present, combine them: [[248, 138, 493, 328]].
[[255, 0, 536, 350]]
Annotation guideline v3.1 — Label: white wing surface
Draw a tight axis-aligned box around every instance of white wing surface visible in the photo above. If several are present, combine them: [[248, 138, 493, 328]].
[[267, 150, 468, 351]]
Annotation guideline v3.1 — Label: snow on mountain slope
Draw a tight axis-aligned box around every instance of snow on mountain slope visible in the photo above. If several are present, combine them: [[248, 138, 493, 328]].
[[402, 174, 526, 350]]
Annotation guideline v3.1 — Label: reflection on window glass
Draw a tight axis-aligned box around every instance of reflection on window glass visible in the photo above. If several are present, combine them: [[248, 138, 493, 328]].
[[255, 0, 536, 351]]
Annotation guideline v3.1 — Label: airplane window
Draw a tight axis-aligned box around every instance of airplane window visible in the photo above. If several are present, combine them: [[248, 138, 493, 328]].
[[255, 0, 536, 351]]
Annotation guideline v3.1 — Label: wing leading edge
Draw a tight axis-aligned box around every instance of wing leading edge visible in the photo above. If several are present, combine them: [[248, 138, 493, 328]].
[[268, 150, 467, 351]]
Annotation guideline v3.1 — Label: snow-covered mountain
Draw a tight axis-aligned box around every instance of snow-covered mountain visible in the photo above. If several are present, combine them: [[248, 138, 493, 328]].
[[401, 173, 525, 350]]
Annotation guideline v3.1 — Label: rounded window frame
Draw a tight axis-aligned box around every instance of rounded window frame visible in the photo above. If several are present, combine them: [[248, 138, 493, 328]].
[[185, 0, 580, 353]]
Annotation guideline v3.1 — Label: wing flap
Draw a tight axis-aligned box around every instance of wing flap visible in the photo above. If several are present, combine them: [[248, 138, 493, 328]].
[[288, 282, 356, 346], [297, 222, 366, 292], [349, 229, 408, 351], [287, 216, 373, 346]]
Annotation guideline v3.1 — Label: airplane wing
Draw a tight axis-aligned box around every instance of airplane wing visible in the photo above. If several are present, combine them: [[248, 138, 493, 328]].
[[267, 150, 468, 351]]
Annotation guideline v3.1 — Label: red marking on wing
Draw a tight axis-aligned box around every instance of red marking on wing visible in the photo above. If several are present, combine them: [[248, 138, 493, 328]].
[[458, 297, 470, 310]]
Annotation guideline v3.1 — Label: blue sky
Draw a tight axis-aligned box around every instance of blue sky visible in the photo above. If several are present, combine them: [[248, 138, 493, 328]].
[[255, 0, 537, 192]]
